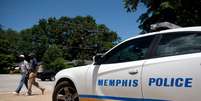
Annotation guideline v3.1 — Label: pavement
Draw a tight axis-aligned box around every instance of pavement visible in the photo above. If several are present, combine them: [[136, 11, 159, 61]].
[[0, 74, 54, 101]]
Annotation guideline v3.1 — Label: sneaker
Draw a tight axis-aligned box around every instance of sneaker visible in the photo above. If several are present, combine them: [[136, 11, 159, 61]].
[[12, 92, 19, 95], [41, 88, 45, 95]]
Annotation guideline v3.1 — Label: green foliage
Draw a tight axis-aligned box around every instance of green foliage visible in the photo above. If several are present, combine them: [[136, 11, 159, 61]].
[[0, 28, 18, 73], [46, 57, 71, 71], [0, 16, 120, 72], [0, 54, 15, 67], [42, 45, 74, 71], [123, 0, 201, 32], [18, 16, 120, 61], [0, 54, 15, 73], [42, 45, 66, 71], [42, 45, 63, 64], [0, 29, 19, 54]]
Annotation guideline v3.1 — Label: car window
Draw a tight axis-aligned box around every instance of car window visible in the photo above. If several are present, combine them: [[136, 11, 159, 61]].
[[155, 32, 201, 57], [102, 35, 155, 64]]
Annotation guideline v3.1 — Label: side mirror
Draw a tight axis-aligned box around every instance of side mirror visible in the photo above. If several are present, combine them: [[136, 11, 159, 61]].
[[93, 54, 103, 65]]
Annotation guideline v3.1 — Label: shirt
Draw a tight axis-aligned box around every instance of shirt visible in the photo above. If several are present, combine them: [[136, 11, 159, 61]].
[[30, 58, 37, 71], [19, 60, 29, 73]]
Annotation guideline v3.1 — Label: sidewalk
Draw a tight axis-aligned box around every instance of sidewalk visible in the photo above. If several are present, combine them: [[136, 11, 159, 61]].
[[0, 74, 54, 101], [0, 90, 52, 101]]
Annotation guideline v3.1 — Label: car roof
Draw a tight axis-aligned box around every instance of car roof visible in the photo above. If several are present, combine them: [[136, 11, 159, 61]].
[[104, 26, 201, 55], [126, 26, 201, 42]]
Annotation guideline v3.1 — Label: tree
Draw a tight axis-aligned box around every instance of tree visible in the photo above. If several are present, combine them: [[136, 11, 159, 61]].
[[16, 29, 33, 56], [0, 29, 18, 73], [0, 16, 120, 73], [26, 16, 120, 61], [123, 0, 201, 32], [42, 44, 63, 64], [42, 44, 64, 70], [65, 16, 120, 60]]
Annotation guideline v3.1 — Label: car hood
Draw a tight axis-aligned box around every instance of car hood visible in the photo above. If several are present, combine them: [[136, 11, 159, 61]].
[[55, 65, 91, 80]]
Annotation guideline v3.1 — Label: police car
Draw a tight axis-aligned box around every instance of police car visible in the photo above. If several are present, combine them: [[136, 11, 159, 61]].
[[52, 26, 201, 101]]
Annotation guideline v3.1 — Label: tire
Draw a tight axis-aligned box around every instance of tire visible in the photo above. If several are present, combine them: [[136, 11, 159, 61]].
[[41, 78, 45, 81], [52, 81, 79, 101]]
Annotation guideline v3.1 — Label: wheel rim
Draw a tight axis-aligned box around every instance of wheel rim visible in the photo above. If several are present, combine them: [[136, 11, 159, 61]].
[[56, 86, 78, 101]]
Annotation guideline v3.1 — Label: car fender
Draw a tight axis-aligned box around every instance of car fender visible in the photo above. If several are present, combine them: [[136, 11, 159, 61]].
[[54, 65, 90, 94]]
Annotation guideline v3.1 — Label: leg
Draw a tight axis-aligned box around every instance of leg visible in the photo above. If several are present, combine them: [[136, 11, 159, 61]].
[[24, 76, 28, 89], [27, 74, 34, 95], [15, 73, 26, 93], [32, 77, 41, 89], [32, 76, 45, 95]]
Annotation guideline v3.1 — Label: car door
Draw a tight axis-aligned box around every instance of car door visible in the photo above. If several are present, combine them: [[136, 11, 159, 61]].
[[142, 32, 201, 101], [87, 35, 156, 100]]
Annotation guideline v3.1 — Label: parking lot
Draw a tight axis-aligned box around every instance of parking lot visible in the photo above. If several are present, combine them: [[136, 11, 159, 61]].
[[0, 74, 54, 101]]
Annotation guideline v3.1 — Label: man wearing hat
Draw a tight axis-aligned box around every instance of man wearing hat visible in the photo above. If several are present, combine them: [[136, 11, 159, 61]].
[[13, 54, 29, 95], [27, 53, 45, 95]]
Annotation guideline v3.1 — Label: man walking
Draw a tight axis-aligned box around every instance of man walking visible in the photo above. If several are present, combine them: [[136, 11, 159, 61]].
[[13, 55, 29, 95], [27, 53, 45, 95]]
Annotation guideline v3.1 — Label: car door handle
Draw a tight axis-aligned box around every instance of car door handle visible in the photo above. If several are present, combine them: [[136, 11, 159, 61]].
[[129, 70, 138, 75]]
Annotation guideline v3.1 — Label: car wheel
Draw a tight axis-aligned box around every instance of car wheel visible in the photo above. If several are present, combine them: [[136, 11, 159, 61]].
[[52, 81, 79, 101], [41, 78, 45, 81]]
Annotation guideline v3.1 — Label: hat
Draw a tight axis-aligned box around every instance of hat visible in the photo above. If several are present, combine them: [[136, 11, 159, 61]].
[[19, 54, 25, 58]]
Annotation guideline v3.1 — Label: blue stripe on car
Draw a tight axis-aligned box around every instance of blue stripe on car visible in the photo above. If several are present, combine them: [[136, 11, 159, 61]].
[[79, 95, 168, 101]]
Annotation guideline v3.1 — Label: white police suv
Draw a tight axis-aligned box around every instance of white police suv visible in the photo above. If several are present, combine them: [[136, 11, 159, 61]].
[[52, 26, 201, 101]]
